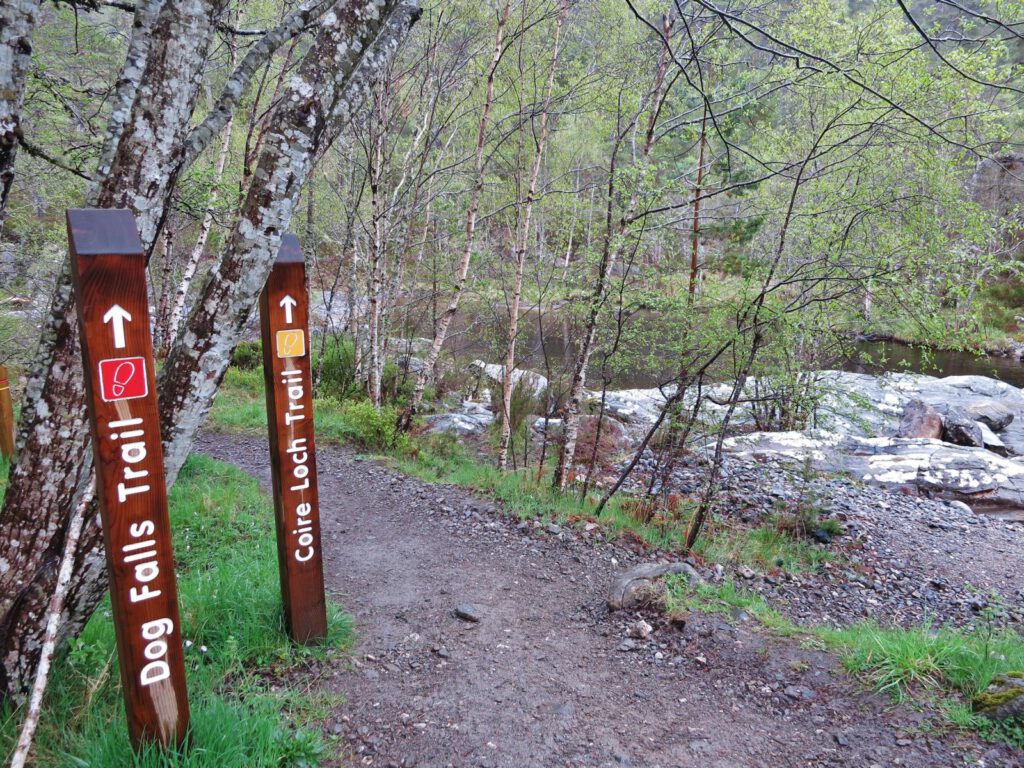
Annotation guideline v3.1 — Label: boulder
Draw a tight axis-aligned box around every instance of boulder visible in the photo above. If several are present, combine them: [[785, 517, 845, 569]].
[[396, 354, 428, 376], [939, 407, 984, 448], [387, 336, 433, 356], [972, 673, 1024, 721], [468, 360, 548, 398], [977, 421, 1009, 456], [896, 400, 942, 439], [588, 386, 674, 425], [964, 399, 1014, 431], [423, 401, 493, 436], [608, 561, 703, 611], [720, 430, 1024, 508]]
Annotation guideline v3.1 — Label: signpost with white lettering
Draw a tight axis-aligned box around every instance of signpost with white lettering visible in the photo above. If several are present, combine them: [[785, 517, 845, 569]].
[[259, 234, 328, 643], [68, 208, 189, 749], [0, 364, 14, 458]]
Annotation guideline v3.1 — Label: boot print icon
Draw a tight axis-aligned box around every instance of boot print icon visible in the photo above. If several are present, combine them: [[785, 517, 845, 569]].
[[98, 357, 148, 402], [111, 361, 136, 398]]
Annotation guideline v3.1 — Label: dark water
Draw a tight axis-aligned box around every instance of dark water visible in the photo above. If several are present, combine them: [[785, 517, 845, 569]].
[[401, 301, 1024, 389], [846, 341, 1024, 388]]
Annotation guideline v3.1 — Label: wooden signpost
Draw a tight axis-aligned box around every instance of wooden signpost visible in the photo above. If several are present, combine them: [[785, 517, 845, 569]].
[[260, 234, 328, 643], [0, 364, 14, 458], [68, 209, 189, 749]]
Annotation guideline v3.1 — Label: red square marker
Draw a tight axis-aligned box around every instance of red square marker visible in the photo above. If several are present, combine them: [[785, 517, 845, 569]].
[[98, 357, 148, 402]]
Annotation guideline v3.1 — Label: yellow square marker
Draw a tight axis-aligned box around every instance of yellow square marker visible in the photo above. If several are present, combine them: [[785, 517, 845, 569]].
[[276, 329, 306, 359]]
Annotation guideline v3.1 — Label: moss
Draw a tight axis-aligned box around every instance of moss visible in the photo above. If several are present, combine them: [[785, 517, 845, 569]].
[[972, 686, 1024, 715]]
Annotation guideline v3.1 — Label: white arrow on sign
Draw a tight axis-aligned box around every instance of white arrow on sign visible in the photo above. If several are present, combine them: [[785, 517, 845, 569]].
[[279, 295, 298, 325], [103, 304, 132, 349]]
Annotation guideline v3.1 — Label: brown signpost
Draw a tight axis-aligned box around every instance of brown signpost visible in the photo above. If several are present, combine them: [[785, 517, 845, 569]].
[[68, 209, 189, 749], [260, 234, 328, 643], [0, 364, 14, 458]]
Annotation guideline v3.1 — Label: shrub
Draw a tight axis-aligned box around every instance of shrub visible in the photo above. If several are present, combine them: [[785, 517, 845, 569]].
[[573, 414, 629, 474], [231, 340, 262, 370], [382, 359, 413, 404], [336, 400, 410, 453], [318, 336, 359, 401]]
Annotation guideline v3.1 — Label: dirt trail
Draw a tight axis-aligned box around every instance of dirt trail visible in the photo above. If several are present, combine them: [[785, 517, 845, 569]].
[[197, 433, 1018, 768]]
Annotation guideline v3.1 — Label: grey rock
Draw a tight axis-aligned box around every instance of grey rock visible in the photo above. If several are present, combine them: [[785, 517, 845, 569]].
[[940, 407, 984, 448], [627, 619, 653, 639], [723, 430, 1024, 509], [977, 421, 1009, 456], [896, 400, 942, 440], [608, 561, 703, 611], [454, 604, 482, 623], [972, 674, 1024, 720], [783, 685, 816, 701], [423, 402, 494, 436], [468, 360, 548, 398], [964, 399, 1015, 431]]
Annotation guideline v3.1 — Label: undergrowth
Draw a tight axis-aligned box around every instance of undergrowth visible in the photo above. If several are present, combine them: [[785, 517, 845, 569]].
[[0, 454, 353, 767]]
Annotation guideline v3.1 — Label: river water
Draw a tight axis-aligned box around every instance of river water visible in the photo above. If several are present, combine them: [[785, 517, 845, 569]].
[[847, 341, 1024, 388], [393, 299, 1024, 389]]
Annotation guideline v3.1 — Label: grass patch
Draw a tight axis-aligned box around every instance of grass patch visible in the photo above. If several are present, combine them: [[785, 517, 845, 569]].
[[0, 455, 9, 499], [663, 575, 799, 636], [395, 432, 691, 550], [818, 620, 1024, 704], [0, 454, 352, 767], [691, 523, 834, 574], [664, 575, 1024, 749], [211, 368, 408, 453]]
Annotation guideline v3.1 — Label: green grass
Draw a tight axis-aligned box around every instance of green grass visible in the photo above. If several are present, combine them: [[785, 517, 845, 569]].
[[211, 368, 408, 453], [664, 575, 1024, 749], [0, 454, 353, 767], [819, 620, 1024, 704], [395, 432, 693, 550], [691, 523, 834, 574]]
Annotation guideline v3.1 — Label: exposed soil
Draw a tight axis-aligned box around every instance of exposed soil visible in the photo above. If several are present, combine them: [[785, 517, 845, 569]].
[[196, 432, 1021, 768]]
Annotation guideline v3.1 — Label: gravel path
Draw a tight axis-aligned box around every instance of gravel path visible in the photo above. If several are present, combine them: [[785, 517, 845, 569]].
[[196, 432, 1020, 768]]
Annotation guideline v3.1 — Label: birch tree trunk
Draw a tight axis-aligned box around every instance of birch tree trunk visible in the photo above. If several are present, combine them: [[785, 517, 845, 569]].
[[159, 1, 420, 482], [164, 115, 235, 354], [497, 1, 566, 471], [0, 0, 229, 702], [552, 18, 672, 491], [402, 0, 511, 425], [163, 15, 240, 357], [0, 0, 416, 705], [0, 0, 41, 238], [367, 101, 387, 407], [688, 102, 708, 301]]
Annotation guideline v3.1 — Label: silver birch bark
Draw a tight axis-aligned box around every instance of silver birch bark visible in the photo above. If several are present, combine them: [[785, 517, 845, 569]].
[[367, 100, 387, 407], [0, 0, 41, 238], [164, 21, 240, 356], [403, 1, 512, 423], [0, 0, 228, 702], [497, 1, 566, 471], [159, 1, 420, 483]]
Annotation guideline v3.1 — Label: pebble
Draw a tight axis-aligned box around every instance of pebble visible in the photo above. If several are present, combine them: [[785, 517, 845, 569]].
[[454, 604, 482, 623]]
